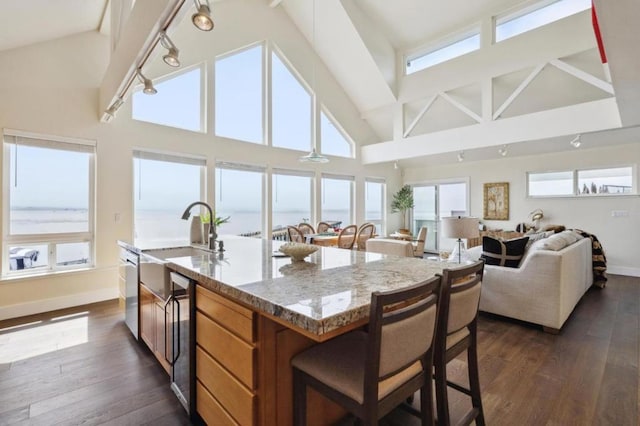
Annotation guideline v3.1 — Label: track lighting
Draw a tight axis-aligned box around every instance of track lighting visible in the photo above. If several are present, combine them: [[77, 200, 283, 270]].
[[136, 70, 157, 95], [159, 31, 180, 67], [192, 0, 214, 31], [103, 97, 124, 121], [457, 151, 465, 162], [394, 161, 399, 170], [570, 134, 582, 148], [498, 145, 508, 157]]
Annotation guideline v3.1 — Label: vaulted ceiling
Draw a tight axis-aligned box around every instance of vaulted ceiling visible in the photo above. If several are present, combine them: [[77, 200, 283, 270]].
[[1, 0, 639, 167]]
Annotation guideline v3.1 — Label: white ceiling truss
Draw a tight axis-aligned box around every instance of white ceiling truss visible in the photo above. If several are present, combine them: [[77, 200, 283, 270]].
[[399, 49, 615, 144]]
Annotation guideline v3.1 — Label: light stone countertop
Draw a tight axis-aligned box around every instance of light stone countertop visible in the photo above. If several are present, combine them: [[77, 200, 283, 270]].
[[157, 236, 447, 339]]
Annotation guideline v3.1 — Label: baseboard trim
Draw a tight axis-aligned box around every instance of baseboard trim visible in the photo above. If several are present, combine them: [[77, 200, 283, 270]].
[[0, 288, 119, 321], [608, 265, 640, 277]]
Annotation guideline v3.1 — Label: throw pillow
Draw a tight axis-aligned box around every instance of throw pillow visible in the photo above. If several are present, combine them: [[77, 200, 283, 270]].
[[481, 236, 529, 268], [524, 230, 554, 249]]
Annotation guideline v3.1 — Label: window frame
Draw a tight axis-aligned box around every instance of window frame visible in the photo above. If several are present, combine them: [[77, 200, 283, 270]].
[[132, 62, 206, 133], [214, 42, 266, 145], [320, 106, 355, 159], [2, 129, 96, 277], [215, 161, 267, 237], [494, 0, 592, 43], [270, 46, 314, 153], [271, 168, 316, 230], [527, 165, 637, 198], [320, 173, 355, 226], [364, 178, 387, 236], [405, 26, 481, 75], [133, 148, 207, 245]]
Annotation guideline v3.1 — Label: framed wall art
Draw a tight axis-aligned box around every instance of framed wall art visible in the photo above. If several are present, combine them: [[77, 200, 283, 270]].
[[483, 182, 509, 220]]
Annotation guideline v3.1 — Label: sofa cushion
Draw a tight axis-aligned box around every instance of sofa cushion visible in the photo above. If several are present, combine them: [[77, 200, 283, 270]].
[[538, 230, 584, 251], [481, 236, 529, 267]]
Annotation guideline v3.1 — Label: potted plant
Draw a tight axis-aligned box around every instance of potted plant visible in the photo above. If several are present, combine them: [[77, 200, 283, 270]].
[[391, 184, 414, 234], [201, 212, 231, 243]]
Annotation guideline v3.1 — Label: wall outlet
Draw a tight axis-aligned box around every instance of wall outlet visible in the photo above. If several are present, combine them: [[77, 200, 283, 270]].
[[611, 210, 629, 217], [114, 212, 121, 223]]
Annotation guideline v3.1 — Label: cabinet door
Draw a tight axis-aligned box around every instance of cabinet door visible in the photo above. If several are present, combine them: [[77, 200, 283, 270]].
[[139, 285, 155, 350]]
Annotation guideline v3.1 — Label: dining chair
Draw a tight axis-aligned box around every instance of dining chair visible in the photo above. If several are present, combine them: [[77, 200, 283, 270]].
[[292, 275, 442, 426], [355, 223, 376, 251], [434, 260, 485, 426], [337, 225, 357, 249], [287, 226, 305, 243], [298, 223, 315, 236], [412, 227, 428, 257], [316, 221, 332, 233]]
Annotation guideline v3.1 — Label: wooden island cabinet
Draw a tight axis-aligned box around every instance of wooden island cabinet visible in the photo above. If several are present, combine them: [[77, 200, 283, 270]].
[[156, 236, 444, 425]]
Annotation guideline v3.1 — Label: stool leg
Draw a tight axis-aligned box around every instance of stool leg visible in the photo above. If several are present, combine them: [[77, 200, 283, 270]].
[[420, 375, 435, 426], [435, 356, 450, 426], [468, 330, 485, 426], [293, 368, 307, 426]]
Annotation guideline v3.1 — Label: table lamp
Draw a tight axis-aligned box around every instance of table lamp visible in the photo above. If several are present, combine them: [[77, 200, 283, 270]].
[[441, 216, 480, 263]]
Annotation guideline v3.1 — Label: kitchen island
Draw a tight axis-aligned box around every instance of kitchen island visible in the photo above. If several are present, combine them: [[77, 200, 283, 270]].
[[132, 236, 445, 425]]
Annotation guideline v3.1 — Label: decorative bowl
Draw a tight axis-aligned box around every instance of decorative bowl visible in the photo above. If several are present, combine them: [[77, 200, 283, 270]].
[[278, 243, 319, 261]]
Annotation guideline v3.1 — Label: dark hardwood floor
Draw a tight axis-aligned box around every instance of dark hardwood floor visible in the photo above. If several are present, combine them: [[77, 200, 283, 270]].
[[0, 274, 637, 425]]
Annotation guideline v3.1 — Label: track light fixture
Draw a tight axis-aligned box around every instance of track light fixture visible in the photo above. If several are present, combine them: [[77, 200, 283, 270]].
[[192, 0, 214, 31], [457, 151, 465, 162], [137, 70, 157, 95], [498, 144, 508, 157], [103, 97, 124, 121], [570, 134, 582, 148], [159, 31, 180, 67], [394, 161, 399, 170]]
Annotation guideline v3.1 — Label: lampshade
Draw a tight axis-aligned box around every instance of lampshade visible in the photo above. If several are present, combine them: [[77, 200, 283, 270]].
[[441, 216, 479, 239]]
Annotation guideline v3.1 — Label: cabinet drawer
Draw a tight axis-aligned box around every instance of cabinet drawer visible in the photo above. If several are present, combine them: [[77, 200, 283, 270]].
[[197, 346, 255, 426], [197, 379, 239, 426], [196, 286, 255, 343], [196, 312, 256, 389]]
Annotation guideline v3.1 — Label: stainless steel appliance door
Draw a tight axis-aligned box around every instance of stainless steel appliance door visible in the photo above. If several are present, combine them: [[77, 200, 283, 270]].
[[169, 272, 194, 415], [122, 249, 139, 339]]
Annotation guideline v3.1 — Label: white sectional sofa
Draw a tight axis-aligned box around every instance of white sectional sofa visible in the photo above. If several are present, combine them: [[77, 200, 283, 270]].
[[469, 236, 593, 332]]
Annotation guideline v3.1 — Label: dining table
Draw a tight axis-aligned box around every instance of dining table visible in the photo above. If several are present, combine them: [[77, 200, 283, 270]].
[[305, 233, 340, 247]]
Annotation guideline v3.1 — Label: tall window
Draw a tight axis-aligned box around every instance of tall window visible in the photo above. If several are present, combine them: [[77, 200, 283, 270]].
[[271, 50, 312, 152], [132, 66, 203, 132], [3, 131, 95, 275], [215, 44, 263, 144], [215, 164, 265, 236], [365, 179, 385, 235], [321, 109, 353, 158], [496, 0, 591, 42], [134, 151, 205, 244], [321, 175, 354, 227], [272, 170, 314, 230]]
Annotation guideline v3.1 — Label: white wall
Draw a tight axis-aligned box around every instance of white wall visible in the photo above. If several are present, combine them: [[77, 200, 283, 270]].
[[403, 143, 640, 276], [0, 2, 401, 320]]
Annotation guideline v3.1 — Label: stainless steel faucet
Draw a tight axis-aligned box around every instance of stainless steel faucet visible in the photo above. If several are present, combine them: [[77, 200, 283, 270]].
[[181, 201, 217, 251]]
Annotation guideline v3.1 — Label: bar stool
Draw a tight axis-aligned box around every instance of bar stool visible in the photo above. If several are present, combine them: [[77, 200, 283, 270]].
[[291, 276, 443, 425], [434, 260, 485, 426]]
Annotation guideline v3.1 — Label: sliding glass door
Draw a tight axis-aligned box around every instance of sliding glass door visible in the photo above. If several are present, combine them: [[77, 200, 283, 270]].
[[411, 181, 468, 253]]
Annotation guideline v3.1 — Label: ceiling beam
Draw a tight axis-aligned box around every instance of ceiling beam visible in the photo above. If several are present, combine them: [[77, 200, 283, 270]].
[[493, 63, 546, 120], [269, 0, 283, 8], [361, 98, 621, 164], [549, 59, 614, 94], [99, 0, 184, 120]]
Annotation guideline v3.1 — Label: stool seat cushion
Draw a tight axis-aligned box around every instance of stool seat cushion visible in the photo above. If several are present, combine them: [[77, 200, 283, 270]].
[[291, 331, 421, 404], [446, 327, 470, 350]]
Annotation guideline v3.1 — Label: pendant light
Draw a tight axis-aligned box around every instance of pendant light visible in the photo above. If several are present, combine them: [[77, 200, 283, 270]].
[[299, 0, 329, 164]]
